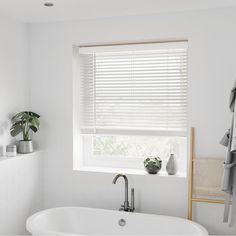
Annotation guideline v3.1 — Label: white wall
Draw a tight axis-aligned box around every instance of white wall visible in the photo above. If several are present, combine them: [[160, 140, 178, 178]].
[[0, 18, 42, 234], [29, 7, 236, 235], [0, 17, 29, 155]]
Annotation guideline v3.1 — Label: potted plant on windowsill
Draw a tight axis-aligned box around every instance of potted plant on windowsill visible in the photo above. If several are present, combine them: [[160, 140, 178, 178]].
[[10, 111, 40, 153], [144, 157, 162, 174]]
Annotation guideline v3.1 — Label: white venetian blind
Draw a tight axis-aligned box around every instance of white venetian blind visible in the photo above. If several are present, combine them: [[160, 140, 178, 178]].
[[79, 41, 188, 136]]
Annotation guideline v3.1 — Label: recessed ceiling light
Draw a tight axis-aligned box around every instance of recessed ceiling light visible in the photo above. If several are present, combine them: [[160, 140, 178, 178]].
[[44, 2, 54, 7]]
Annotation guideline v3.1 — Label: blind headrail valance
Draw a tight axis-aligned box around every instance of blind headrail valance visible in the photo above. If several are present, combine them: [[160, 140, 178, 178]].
[[79, 41, 188, 54]]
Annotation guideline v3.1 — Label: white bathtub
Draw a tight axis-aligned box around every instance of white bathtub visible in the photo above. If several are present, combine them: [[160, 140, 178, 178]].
[[26, 207, 208, 235]]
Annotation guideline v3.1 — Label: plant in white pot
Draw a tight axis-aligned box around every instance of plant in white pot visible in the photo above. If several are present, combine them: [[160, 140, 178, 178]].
[[10, 111, 40, 153]]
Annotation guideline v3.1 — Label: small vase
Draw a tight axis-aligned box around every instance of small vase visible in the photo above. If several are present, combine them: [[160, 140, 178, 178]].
[[166, 154, 177, 175], [18, 140, 34, 154]]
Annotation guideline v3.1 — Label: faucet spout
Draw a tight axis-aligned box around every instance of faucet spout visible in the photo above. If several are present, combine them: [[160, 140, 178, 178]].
[[112, 174, 128, 185], [112, 174, 129, 210], [112, 174, 135, 212]]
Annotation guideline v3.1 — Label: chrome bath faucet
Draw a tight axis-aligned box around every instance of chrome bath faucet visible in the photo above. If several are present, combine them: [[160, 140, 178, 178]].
[[112, 174, 135, 212]]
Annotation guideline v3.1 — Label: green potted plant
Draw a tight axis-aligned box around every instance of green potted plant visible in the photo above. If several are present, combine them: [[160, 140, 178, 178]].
[[144, 156, 162, 174], [10, 111, 40, 153]]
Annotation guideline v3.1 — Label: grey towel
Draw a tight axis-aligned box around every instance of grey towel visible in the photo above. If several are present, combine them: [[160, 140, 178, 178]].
[[230, 80, 236, 152], [221, 80, 236, 226]]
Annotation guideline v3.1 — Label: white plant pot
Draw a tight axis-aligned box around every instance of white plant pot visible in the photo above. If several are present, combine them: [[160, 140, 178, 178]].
[[18, 140, 34, 154]]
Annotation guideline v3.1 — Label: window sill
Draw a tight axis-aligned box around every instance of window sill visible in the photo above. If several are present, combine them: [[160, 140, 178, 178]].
[[76, 166, 186, 178]]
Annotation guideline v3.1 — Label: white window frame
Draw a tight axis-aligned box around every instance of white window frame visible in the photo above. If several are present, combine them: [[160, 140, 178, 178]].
[[72, 41, 188, 175]]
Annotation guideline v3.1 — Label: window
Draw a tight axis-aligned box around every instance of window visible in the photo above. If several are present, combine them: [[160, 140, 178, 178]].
[[75, 41, 188, 174]]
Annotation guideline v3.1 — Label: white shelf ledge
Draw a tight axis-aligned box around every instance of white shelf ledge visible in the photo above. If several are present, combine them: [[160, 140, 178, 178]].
[[0, 151, 42, 163]]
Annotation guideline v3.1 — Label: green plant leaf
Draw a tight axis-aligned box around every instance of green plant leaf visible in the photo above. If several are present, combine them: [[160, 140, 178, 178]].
[[21, 113, 31, 121], [10, 125, 23, 137], [11, 120, 23, 127], [31, 117, 40, 129], [30, 126, 38, 133], [11, 112, 24, 123], [28, 111, 40, 118]]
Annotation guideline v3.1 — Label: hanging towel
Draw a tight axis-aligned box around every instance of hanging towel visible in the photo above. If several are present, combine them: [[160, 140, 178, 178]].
[[221, 80, 236, 226]]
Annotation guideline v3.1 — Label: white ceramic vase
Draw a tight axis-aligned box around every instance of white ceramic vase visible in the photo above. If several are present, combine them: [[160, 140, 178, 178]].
[[166, 154, 177, 175]]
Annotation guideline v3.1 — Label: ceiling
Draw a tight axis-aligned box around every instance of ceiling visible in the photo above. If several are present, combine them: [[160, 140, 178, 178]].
[[0, 0, 236, 23]]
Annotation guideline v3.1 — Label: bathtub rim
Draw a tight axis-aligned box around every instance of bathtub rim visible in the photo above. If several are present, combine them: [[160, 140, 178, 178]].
[[26, 206, 209, 235]]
